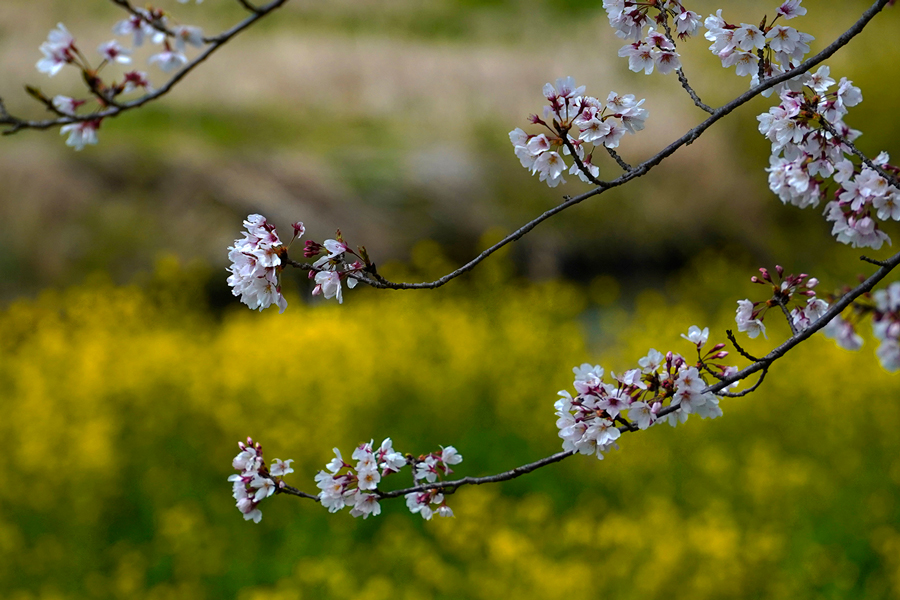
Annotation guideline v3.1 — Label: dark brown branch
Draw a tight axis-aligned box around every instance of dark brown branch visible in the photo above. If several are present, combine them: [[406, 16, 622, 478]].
[[818, 119, 900, 189], [286, 0, 891, 291], [559, 131, 606, 186], [776, 298, 800, 336], [278, 484, 319, 501], [726, 329, 761, 362], [605, 146, 632, 171], [376, 450, 576, 499], [236, 0, 264, 13], [716, 366, 768, 398], [861, 255, 889, 267], [660, 17, 714, 114], [1, 0, 290, 135]]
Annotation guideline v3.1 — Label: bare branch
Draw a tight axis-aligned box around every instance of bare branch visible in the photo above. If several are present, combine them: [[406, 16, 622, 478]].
[[236, 0, 264, 14], [716, 366, 768, 398], [290, 0, 891, 292], [726, 329, 762, 362], [278, 484, 320, 501], [660, 17, 714, 114], [559, 131, 606, 186], [376, 450, 576, 499], [1, 0, 290, 134], [776, 298, 800, 336], [861, 255, 889, 267], [605, 146, 632, 171]]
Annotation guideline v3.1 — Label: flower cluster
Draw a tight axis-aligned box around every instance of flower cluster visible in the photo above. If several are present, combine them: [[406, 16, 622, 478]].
[[825, 282, 900, 372], [227, 214, 289, 313], [303, 231, 367, 304], [556, 329, 730, 459], [704, 1, 813, 85], [602, 1, 700, 42], [618, 27, 682, 76], [735, 266, 827, 339], [314, 440, 462, 520], [32, 11, 205, 150], [509, 77, 647, 187], [758, 68, 899, 249], [228, 438, 294, 523]]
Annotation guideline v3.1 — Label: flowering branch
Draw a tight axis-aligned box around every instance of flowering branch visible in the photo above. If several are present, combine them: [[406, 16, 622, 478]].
[[0, 0, 289, 136], [818, 119, 900, 189], [273, 0, 891, 292], [252, 249, 900, 519]]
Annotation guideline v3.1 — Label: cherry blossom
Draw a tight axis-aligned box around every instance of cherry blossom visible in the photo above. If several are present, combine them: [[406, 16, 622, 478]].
[[60, 120, 100, 151], [226, 214, 289, 313]]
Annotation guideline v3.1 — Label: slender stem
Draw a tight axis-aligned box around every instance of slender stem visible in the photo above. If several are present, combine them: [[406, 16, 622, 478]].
[[659, 17, 714, 114], [776, 298, 800, 336], [605, 146, 632, 171]]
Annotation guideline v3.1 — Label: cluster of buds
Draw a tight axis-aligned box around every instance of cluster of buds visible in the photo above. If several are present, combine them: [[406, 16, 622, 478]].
[[556, 327, 731, 459], [735, 266, 827, 338], [31, 9, 205, 149], [314, 440, 462, 520], [704, 1, 812, 83], [303, 231, 369, 304], [228, 438, 295, 523], [602, 1, 701, 42], [227, 214, 290, 313], [825, 282, 900, 372], [509, 77, 648, 188]]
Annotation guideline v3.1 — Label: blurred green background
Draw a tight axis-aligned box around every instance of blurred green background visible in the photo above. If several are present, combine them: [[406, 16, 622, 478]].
[[1, 0, 900, 598]]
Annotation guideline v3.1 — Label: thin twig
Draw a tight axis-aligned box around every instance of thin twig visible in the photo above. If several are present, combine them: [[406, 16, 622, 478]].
[[1, 0, 290, 135], [776, 298, 800, 336], [376, 450, 576, 499], [605, 146, 632, 171], [559, 129, 606, 186], [818, 119, 900, 189], [660, 17, 714, 114], [284, 0, 891, 291], [726, 329, 761, 362], [861, 255, 888, 267], [716, 366, 768, 398], [278, 485, 320, 501], [236, 0, 264, 13]]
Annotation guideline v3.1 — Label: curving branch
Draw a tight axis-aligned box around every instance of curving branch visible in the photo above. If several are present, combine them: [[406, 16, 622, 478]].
[[0, 0, 290, 135], [278, 248, 900, 505], [283, 0, 892, 291]]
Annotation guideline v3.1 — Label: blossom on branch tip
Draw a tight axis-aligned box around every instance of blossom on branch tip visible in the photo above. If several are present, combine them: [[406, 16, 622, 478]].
[[98, 40, 131, 65], [227, 214, 288, 313], [230, 438, 294, 524], [36, 23, 75, 77]]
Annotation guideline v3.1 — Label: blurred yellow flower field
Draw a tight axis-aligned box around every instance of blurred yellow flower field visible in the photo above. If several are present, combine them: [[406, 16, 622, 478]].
[[2, 255, 899, 599]]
